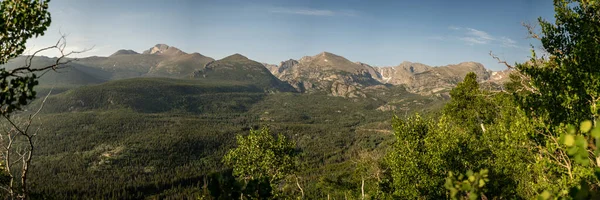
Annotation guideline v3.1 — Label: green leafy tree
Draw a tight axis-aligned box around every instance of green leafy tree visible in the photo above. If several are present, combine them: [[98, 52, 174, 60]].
[[351, 150, 384, 199], [223, 127, 298, 199], [0, 1, 85, 198], [384, 73, 539, 199], [498, 0, 600, 197], [0, 0, 77, 199], [444, 72, 497, 134], [514, 0, 600, 126], [0, 0, 51, 116]]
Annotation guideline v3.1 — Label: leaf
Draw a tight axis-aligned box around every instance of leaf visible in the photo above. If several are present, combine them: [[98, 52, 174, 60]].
[[461, 183, 471, 191], [580, 120, 593, 132], [591, 127, 600, 138], [568, 125, 577, 134], [469, 193, 478, 200], [567, 146, 579, 155], [564, 134, 575, 147], [539, 191, 551, 200], [468, 175, 475, 182]]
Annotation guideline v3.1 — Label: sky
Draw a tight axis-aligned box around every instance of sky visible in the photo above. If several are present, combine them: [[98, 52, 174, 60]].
[[26, 0, 555, 71]]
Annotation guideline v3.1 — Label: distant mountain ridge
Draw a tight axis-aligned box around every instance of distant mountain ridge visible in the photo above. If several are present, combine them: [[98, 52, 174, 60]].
[[266, 52, 511, 96], [9, 43, 512, 97]]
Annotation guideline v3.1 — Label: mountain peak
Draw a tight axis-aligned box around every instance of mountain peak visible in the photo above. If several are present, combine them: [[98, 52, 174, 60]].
[[222, 53, 249, 61], [142, 44, 186, 56], [316, 51, 341, 58], [110, 49, 139, 57]]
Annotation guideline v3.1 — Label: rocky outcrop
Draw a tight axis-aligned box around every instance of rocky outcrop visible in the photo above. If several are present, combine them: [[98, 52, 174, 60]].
[[142, 44, 186, 56], [272, 52, 380, 97], [375, 61, 431, 85]]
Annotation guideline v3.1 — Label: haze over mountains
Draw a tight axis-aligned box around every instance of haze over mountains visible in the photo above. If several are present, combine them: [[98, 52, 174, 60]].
[[6, 43, 512, 97]]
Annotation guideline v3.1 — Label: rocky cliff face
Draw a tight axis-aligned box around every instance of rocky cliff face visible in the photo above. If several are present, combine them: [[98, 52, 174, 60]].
[[405, 62, 491, 94], [375, 61, 431, 85], [268, 52, 380, 97], [266, 53, 510, 97]]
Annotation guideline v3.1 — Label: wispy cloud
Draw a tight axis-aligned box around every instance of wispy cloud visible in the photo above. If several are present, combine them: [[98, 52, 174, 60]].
[[448, 26, 461, 30], [465, 28, 494, 41], [449, 26, 519, 48], [500, 36, 518, 48], [457, 28, 494, 45], [460, 37, 489, 45], [269, 7, 358, 17]]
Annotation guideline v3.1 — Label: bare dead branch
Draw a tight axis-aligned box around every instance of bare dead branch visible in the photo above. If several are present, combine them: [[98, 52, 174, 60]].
[[490, 51, 515, 69], [12, 34, 93, 80], [489, 51, 539, 94], [522, 22, 541, 40]]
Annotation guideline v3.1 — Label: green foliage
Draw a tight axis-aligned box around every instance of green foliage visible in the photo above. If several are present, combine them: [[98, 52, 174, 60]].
[[515, 0, 600, 126], [0, 0, 52, 116], [0, 0, 51, 64], [0, 70, 38, 115], [443, 72, 496, 134], [383, 73, 539, 199], [501, 0, 600, 198], [444, 169, 489, 200], [223, 126, 297, 198]]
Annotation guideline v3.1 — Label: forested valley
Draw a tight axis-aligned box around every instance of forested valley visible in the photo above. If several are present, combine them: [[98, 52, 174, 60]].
[[1, 0, 600, 199]]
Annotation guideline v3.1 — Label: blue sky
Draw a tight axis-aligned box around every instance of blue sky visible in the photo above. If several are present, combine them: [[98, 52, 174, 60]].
[[26, 0, 555, 71]]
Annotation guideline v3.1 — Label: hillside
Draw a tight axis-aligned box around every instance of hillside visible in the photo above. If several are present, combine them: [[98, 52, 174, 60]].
[[39, 78, 267, 114], [20, 76, 441, 198], [147, 53, 214, 77], [109, 49, 139, 56], [194, 54, 296, 92]]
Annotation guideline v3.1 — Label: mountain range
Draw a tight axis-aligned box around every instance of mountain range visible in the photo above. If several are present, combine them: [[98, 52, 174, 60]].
[[5, 43, 512, 97]]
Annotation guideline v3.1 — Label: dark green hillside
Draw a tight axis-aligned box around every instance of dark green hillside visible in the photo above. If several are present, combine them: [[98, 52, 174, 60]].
[[147, 53, 214, 78], [30, 109, 246, 199], [195, 54, 296, 92], [39, 78, 267, 114], [19, 76, 442, 199]]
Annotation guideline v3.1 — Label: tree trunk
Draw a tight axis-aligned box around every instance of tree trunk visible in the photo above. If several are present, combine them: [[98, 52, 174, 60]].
[[296, 176, 304, 199], [361, 178, 365, 200]]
